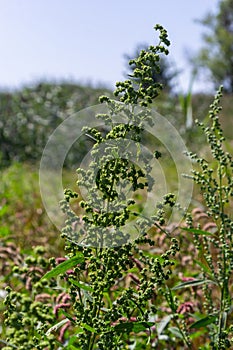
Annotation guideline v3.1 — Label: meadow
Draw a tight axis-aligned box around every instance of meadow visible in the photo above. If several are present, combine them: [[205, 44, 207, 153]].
[[0, 26, 233, 349]]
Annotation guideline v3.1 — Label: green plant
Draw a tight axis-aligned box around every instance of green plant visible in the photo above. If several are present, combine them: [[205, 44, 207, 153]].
[[123, 42, 179, 93], [51, 24, 187, 349], [2, 247, 58, 349], [2, 24, 184, 349], [2, 25, 233, 350], [182, 86, 233, 349]]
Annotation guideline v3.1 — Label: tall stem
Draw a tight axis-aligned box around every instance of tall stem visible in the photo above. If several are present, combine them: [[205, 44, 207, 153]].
[[217, 163, 228, 347]]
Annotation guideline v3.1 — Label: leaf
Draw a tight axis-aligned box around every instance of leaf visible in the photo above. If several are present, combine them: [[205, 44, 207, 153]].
[[103, 291, 112, 308], [81, 323, 97, 333], [194, 259, 213, 275], [41, 253, 84, 280], [0, 340, 17, 348], [172, 279, 216, 290], [181, 227, 213, 236], [69, 279, 94, 292], [132, 322, 154, 333], [67, 334, 82, 346], [190, 329, 207, 339], [114, 321, 154, 334], [127, 267, 139, 274], [60, 310, 76, 323], [157, 315, 172, 336], [189, 314, 217, 329], [46, 318, 70, 335], [168, 326, 184, 339]]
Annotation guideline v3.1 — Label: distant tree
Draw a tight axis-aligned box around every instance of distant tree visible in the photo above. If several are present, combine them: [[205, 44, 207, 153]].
[[124, 43, 179, 93], [0, 83, 109, 167], [193, 0, 233, 93]]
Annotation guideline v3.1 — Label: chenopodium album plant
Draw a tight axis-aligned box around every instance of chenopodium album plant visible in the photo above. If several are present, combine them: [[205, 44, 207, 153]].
[[3, 24, 233, 350], [182, 86, 233, 349], [56, 24, 185, 349]]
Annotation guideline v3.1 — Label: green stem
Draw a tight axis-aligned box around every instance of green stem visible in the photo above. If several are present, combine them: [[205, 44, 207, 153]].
[[165, 286, 192, 349], [89, 334, 97, 350], [217, 163, 228, 346]]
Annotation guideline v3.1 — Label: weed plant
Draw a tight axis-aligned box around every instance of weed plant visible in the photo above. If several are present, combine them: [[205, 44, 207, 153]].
[[182, 86, 233, 349], [1, 25, 233, 350]]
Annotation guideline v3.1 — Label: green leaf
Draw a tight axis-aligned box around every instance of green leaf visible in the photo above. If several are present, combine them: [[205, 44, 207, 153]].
[[41, 253, 84, 280], [60, 310, 76, 323], [189, 314, 217, 329], [172, 279, 216, 290], [69, 279, 94, 292], [181, 228, 214, 236], [114, 321, 154, 334], [127, 267, 139, 274], [67, 334, 83, 347], [190, 329, 207, 339], [103, 291, 112, 307], [194, 259, 213, 275], [168, 326, 184, 339], [81, 323, 97, 333], [132, 322, 154, 333]]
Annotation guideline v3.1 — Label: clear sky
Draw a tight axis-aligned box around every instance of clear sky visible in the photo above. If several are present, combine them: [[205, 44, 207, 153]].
[[0, 0, 219, 92]]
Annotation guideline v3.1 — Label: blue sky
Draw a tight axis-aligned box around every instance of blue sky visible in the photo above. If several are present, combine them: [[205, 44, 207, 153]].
[[0, 0, 219, 92]]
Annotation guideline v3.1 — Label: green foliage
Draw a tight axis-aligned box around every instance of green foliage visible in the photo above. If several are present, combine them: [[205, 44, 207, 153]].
[[0, 83, 110, 167], [193, 0, 233, 92], [41, 253, 84, 280]]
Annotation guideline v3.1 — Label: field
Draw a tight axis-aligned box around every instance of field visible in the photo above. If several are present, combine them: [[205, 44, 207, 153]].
[[0, 82, 233, 349]]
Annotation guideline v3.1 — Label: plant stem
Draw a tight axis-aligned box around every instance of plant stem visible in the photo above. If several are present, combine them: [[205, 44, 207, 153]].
[[217, 163, 228, 347]]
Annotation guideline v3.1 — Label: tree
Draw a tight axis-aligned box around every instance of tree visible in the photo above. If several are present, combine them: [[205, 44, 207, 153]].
[[123, 43, 179, 93], [193, 0, 233, 93]]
